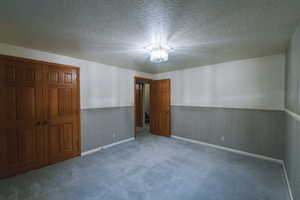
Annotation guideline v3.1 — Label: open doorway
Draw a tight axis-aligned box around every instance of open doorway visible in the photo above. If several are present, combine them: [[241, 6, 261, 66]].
[[134, 77, 152, 136], [134, 77, 171, 138]]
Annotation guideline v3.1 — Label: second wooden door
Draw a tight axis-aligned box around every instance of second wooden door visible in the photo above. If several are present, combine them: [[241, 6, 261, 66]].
[[45, 65, 80, 164], [150, 79, 171, 137]]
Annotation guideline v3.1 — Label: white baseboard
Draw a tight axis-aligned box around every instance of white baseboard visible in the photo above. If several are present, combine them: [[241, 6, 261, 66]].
[[81, 146, 102, 156], [282, 162, 294, 200], [81, 137, 135, 156], [102, 137, 135, 149], [172, 104, 284, 112], [171, 135, 283, 164], [285, 109, 300, 122]]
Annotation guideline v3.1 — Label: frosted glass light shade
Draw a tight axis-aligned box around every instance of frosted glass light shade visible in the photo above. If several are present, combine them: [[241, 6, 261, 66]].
[[150, 48, 168, 63], [145, 43, 172, 63]]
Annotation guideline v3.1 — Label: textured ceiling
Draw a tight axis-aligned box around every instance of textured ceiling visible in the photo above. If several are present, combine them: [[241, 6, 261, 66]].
[[1, 0, 300, 73]]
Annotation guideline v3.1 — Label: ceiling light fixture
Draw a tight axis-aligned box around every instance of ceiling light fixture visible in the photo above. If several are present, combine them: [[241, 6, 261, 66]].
[[145, 43, 172, 63]]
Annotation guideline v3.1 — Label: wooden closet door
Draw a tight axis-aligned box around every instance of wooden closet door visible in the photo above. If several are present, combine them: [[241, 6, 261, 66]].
[[45, 65, 80, 164], [0, 59, 47, 177]]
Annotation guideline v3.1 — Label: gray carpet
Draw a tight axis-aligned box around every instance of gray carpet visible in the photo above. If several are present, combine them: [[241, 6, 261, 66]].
[[0, 133, 290, 200]]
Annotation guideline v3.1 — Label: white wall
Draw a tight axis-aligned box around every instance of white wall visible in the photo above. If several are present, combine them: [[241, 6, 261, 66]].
[[154, 54, 285, 110], [143, 84, 150, 126], [143, 84, 150, 114], [0, 43, 152, 109]]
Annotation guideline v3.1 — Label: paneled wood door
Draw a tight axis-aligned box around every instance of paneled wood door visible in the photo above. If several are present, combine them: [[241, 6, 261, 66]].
[[45, 65, 80, 164], [0, 59, 47, 177], [150, 79, 171, 137], [0, 55, 80, 177]]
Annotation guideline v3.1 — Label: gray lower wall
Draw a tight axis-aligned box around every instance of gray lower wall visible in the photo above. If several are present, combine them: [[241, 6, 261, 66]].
[[284, 113, 300, 200], [81, 106, 134, 152], [285, 24, 300, 199], [172, 106, 285, 159]]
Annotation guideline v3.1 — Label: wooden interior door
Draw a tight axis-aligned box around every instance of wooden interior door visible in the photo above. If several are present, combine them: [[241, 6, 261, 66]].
[[45, 65, 80, 164], [135, 83, 143, 127], [0, 59, 47, 177], [150, 79, 171, 137]]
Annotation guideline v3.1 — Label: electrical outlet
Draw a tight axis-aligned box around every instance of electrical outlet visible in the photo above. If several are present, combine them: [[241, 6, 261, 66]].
[[221, 136, 225, 142]]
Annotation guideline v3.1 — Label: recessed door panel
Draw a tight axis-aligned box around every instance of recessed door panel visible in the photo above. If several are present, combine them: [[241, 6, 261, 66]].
[[63, 72, 73, 83], [62, 123, 74, 152], [5, 64, 16, 81], [48, 88, 59, 117], [49, 125, 61, 157], [5, 87, 17, 120], [22, 68, 36, 82], [17, 87, 36, 120], [48, 70, 59, 84], [59, 88, 73, 114], [18, 128, 37, 164], [6, 129, 18, 165]]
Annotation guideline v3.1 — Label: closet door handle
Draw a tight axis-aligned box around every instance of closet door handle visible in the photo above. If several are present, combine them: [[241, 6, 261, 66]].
[[42, 121, 49, 126], [34, 121, 41, 126]]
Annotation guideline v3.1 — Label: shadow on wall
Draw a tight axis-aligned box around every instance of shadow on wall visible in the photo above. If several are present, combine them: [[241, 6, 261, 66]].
[[284, 24, 300, 200]]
